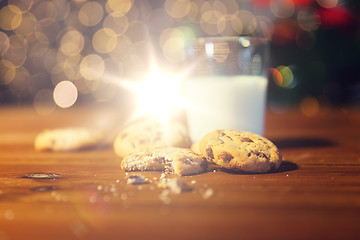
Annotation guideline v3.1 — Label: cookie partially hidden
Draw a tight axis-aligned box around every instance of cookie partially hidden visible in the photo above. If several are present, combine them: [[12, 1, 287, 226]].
[[114, 116, 192, 158], [35, 127, 103, 151], [199, 130, 281, 173], [121, 147, 207, 176]]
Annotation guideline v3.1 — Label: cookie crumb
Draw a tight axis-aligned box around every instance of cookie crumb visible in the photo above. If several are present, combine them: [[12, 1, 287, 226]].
[[159, 190, 171, 204], [202, 188, 214, 199], [157, 178, 193, 194], [120, 193, 128, 200], [89, 195, 97, 203], [126, 175, 148, 185]]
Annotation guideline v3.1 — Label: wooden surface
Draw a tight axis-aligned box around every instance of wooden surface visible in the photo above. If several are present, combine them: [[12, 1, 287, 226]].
[[0, 105, 360, 240]]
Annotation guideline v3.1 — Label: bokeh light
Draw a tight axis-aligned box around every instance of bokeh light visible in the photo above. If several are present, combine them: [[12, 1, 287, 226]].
[[0, 0, 358, 110], [53, 80, 78, 108], [78, 1, 104, 27], [80, 54, 105, 81], [0, 5, 23, 31], [92, 28, 117, 54], [300, 96, 320, 117]]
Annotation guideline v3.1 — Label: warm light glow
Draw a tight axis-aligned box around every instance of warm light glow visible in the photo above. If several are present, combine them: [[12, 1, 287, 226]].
[[120, 66, 185, 121]]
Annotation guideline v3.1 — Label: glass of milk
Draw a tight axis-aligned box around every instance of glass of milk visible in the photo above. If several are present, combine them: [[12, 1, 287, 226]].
[[183, 36, 269, 143]]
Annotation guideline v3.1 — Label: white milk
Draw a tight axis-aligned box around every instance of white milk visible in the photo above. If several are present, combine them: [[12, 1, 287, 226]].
[[184, 75, 268, 143]]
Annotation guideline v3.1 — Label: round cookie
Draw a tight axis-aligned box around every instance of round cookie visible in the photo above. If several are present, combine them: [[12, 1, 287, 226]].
[[199, 130, 281, 173], [35, 127, 103, 151], [113, 116, 192, 158]]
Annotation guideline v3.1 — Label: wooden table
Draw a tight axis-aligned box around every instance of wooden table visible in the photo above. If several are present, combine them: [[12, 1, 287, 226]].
[[0, 105, 359, 240]]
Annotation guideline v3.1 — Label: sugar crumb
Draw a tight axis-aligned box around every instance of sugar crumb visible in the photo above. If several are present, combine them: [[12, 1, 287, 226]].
[[157, 178, 192, 194], [202, 188, 214, 199], [126, 175, 148, 185]]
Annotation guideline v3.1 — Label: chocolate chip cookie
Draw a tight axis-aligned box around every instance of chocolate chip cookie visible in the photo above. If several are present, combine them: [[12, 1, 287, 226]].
[[199, 130, 281, 173], [113, 116, 192, 158], [121, 147, 207, 176]]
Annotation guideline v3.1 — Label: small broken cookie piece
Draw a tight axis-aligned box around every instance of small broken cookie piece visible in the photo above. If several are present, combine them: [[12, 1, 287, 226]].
[[157, 178, 193, 194], [35, 127, 103, 152], [126, 175, 148, 185], [199, 130, 282, 173], [114, 116, 192, 158], [121, 147, 207, 176]]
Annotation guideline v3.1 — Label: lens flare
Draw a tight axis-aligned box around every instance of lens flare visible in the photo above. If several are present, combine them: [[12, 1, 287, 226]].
[[119, 65, 185, 121]]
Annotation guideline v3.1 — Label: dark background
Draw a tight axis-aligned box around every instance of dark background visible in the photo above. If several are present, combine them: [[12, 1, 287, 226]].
[[0, 0, 359, 110]]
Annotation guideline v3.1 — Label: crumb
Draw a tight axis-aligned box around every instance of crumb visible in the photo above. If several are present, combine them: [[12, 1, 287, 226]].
[[157, 178, 193, 194], [109, 185, 117, 193], [88, 195, 97, 203], [116, 179, 120, 183], [202, 188, 214, 199], [191, 180, 197, 184], [120, 193, 128, 200], [126, 175, 148, 185], [158, 189, 171, 204]]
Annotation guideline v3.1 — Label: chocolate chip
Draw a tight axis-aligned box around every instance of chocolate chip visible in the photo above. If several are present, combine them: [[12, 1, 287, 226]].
[[219, 152, 233, 162], [258, 152, 269, 161], [215, 139, 224, 144], [206, 147, 214, 159], [241, 137, 253, 142], [224, 135, 233, 141], [180, 158, 194, 165], [217, 131, 225, 137], [153, 157, 166, 164]]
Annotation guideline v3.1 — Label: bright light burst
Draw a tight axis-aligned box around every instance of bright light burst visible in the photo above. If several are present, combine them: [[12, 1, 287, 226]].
[[120, 65, 185, 121]]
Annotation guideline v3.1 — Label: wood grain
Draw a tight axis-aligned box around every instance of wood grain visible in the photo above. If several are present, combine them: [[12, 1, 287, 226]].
[[0, 106, 359, 240]]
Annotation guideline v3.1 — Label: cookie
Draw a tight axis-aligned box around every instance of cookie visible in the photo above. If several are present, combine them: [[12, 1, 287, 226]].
[[113, 116, 192, 158], [121, 147, 207, 176], [35, 127, 103, 151], [199, 130, 281, 173], [190, 142, 201, 155]]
